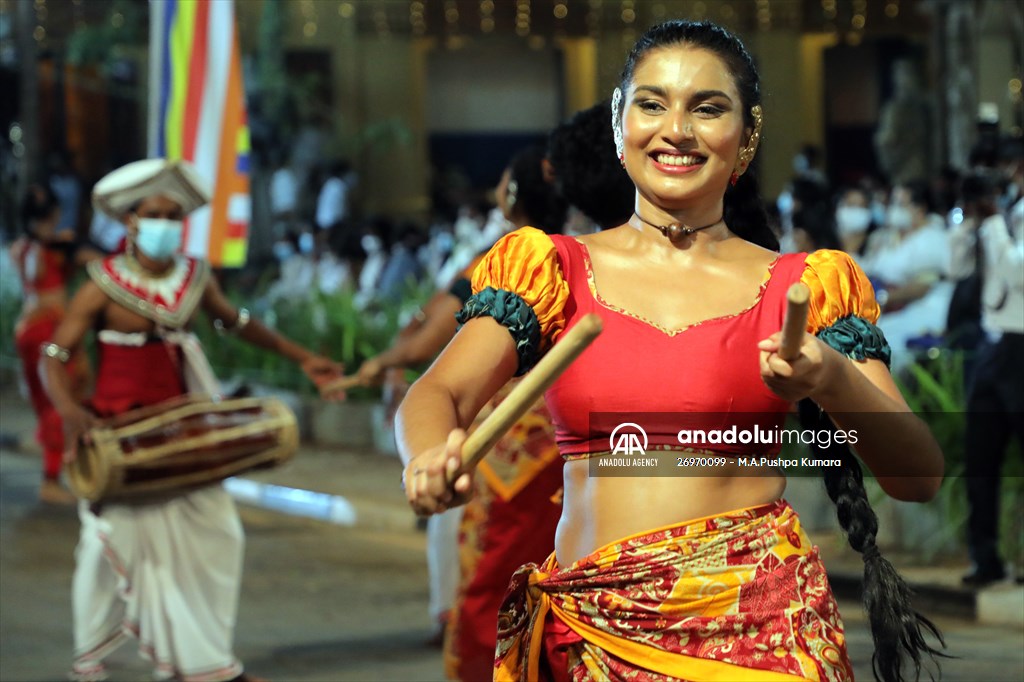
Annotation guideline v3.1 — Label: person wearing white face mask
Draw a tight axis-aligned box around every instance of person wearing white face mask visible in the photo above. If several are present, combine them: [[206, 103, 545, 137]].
[[354, 222, 389, 308], [40, 158, 344, 682], [834, 186, 875, 257], [264, 231, 318, 306], [864, 181, 953, 373]]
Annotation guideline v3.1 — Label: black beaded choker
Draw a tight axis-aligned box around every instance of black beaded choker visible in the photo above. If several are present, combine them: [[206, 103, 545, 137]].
[[633, 213, 723, 243]]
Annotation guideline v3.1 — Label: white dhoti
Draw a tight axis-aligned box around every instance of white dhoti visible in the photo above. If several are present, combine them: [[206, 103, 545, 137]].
[[71, 485, 245, 682], [426, 506, 464, 623]]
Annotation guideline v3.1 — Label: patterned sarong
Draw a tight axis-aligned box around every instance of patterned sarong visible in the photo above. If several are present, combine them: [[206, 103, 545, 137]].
[[495, 500, 853, 682]]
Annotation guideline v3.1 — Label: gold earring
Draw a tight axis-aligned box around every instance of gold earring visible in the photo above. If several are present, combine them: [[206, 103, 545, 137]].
[[734, 105, 763, 178]]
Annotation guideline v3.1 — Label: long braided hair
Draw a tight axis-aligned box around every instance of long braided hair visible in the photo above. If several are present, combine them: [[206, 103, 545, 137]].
[[619, 20, 946, 681]]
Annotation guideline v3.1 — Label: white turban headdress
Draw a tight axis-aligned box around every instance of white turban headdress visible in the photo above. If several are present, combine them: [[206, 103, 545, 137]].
[[92, 158, 210, 219]]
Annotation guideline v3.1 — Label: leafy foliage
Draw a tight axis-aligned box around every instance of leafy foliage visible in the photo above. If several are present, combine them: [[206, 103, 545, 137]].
[[0, 263, 21, 376], [193, 280, 433, 400], [897, 353, 1024, 562]]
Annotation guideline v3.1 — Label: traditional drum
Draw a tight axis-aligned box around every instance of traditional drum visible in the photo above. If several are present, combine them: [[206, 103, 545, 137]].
[[67, 394, 299, 502]]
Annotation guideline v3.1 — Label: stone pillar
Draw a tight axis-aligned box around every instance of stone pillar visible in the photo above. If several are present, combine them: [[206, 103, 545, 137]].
[[559, 37, 599, 114], [749, 29, 805, 200], [944, 0, 978, 169]]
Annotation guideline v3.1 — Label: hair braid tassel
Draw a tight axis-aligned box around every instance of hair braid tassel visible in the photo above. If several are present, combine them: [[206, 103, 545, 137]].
[[799, 400, 949, 682]]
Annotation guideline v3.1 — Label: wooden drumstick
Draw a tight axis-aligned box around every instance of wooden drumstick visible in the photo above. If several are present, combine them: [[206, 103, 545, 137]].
[[319, 374, 363, 395], [449, 313, 603, 482], [779, 283, 811, 361]]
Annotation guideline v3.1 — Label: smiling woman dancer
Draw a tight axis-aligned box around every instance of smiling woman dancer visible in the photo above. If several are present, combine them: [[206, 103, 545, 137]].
[[397, 20, 946, 682]]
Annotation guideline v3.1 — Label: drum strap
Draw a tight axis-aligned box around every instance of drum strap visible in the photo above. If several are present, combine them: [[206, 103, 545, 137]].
[[163, 331, 221, 398]]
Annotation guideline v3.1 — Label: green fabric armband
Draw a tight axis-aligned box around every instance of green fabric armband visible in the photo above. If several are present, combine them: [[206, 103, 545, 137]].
[[455, 287, 541, 376], [816, 314, 892, 368]]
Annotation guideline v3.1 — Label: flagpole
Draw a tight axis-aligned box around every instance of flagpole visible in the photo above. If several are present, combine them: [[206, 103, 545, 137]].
[[147, 0, 163, 158]]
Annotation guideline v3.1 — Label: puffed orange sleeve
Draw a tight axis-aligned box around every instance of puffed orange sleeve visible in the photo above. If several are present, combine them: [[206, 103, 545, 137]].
[[456, 226, 569, 375], [800, 250, 891, 366]]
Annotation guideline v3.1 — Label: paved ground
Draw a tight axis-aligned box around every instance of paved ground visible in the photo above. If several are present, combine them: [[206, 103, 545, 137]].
[[1, 392, 1022, 682], [0, 447, 445, 682]]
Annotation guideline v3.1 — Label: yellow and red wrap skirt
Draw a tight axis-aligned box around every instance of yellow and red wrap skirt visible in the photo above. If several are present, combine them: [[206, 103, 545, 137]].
[[495, 500, 853, 682]]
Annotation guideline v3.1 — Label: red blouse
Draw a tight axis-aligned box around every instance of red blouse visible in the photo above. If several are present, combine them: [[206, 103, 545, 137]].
[[468, 227, 882, 458]]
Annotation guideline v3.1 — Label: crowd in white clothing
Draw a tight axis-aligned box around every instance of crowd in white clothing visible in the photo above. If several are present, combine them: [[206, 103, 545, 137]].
[[259, 142, 1023, 376], [773, 146, 1023, 374]]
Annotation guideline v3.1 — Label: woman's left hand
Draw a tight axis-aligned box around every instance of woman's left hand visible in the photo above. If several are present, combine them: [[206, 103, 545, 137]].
[[757, 331, 839, 403]]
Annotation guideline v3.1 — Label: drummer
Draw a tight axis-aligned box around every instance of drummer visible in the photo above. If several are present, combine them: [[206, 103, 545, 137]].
[[40, 158, 343, 682]]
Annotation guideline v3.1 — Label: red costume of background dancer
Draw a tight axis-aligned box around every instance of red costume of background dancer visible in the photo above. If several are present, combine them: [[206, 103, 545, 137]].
[[11, 184, 102, 504]]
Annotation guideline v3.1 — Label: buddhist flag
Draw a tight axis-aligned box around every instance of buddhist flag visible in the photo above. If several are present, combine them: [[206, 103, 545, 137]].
[[148, 0, 251, 267]]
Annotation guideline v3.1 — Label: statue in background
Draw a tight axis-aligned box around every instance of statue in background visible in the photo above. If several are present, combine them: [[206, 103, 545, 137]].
[[874, 60, 935, 184]]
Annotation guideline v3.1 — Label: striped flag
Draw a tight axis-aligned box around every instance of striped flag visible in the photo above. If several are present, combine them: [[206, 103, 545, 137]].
[[148, 0, 251, 267]]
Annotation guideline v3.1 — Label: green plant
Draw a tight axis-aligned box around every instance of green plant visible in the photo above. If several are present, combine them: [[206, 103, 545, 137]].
[[895, 352, 1024, 563], [0, 272, 20, 375], [194, 279, 434, 399], [769, 351, 1020, 564], [889, 354, 969, 559]]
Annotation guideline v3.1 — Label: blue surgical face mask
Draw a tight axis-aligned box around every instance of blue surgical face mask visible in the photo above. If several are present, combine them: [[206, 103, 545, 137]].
[[135, 217, 183, 260]]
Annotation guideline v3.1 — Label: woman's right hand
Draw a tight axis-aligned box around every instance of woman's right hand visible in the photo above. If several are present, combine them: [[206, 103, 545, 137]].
[[403, 429, 474, 516], [59, 404, 97, 463]]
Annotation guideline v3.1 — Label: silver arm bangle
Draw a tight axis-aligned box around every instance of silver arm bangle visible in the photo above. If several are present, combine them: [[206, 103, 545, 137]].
[[214, 308, 251, 336], [41, 342, 71, 364]]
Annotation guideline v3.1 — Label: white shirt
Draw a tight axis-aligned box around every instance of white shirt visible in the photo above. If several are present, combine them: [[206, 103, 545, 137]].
[[979, 209, 1024, 335], [357, 251, 387, 300], [316, 253, 351, 294], [947, 217, 978, 282], [315, 177, 349, 231], [865, 216, 949, 287], [265, 255, 316, 304], [270, 168, 298, 215]]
